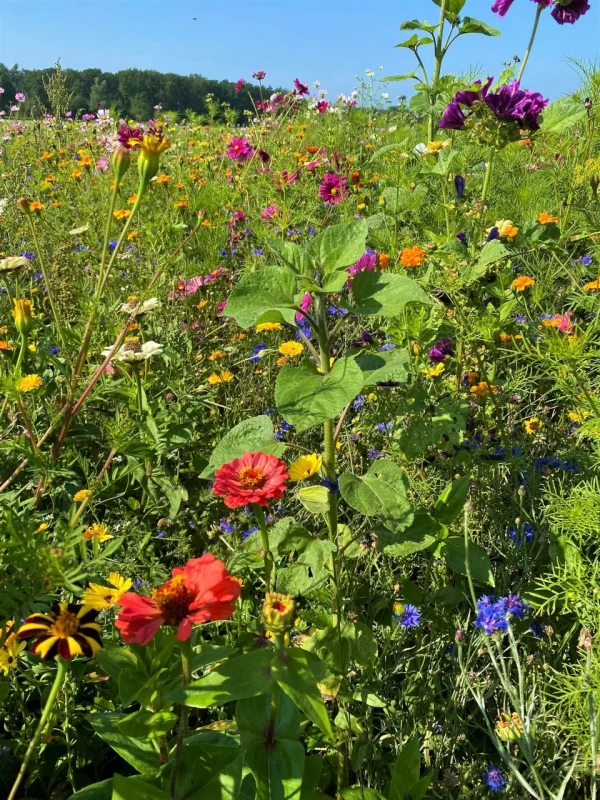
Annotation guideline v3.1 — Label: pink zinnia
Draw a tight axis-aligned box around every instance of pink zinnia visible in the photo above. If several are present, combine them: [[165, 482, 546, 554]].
[[213, 451, 289, 509], [319, 172, 348, 205], [227, 137, 253, 163]]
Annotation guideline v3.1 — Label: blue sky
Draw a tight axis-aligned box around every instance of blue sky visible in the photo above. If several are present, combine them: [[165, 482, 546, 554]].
[[0, 0, 597, 100]]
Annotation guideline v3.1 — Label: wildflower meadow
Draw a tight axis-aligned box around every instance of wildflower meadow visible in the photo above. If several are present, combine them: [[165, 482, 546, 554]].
[[1, 0, 600, 797]]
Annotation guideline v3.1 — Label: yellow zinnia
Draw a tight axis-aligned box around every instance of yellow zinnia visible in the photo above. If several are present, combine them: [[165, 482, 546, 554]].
[[82, 572, 133, 610], [289, 453, 323, 482], [18, 374, 43, 392], [279, 341, 304, 358]]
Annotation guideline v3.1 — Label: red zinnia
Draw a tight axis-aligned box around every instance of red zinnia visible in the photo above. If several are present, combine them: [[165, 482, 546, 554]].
[[115, 554, 241, 645], [212, 451, 289, 509]]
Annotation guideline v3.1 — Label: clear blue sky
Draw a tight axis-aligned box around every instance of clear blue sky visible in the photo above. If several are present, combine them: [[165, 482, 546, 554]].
[[0, 0, 598, 100]]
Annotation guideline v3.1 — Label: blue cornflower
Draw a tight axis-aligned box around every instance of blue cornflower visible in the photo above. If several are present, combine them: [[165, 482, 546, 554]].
[[296, 326, 312, 340], [73, 244, 85, 253], [250, 343, 267, 363], [510, 522, 535, 546], [242, 525, 259, 541], [307, 226, 316, 235], [376, 421, 393, 433], [529, 621, 544, 638], [397, 604, 421, 628], [353, 394, 365, 410], [155, 531, 166, 539], [220, 518, 235, 534], [515, 314, 527, 324], [580, 255, 592, 266], [367, 448, 383, 459], [33, 271, 43, 280], [119, 271, 129, 280], [483, 765, 508, 792], [378, 343, 395, 352], [263, 407, 275, 416], [50, 346, 60, 356], [108, 239, 118, 251], [275, 421, 292, 441], [21, 251, 35, 260], [220, 248, 228, 256], [243, 505, 252, 516], [321, 477, 339, 493], [253, 248, 264, 256]]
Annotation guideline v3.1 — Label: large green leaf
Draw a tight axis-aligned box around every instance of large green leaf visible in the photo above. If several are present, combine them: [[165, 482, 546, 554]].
[[339, 460, 413, 530], [432, 0, 466, 18], [160, 736, 244, 800], [276, 539, 336, 595], [308, 219, 368, 273], [112, 774, 169, 800], [71, 780, 113, 799], [400, 19, 437, 33], [434, 476, 471, 524], [171, 649, 274, 707], [275, 357, 363, 432], [389, 736, 420, 800], [237, 693, 305, 800], [350, 272, 432, 317], [458, 16, 501, 36], [224, 267, 298, 328], [460, 239, 509, 284], [354, 349, 410, 386], [271, 648, 332, 737], [87, 713, 161, 776], [540, 98, 587, 134], [440, 538, 494, 586], [376, 512, 442, 558], [117, 709, 177, 739], [268, 240, 311, 275], [200, 415, 285, 479]]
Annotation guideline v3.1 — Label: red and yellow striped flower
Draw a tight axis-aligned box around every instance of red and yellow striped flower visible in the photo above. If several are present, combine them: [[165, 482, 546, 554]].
[[16, 603, 103, 660]]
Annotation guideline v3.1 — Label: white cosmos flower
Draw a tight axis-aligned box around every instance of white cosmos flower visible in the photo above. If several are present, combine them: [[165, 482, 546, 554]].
[[119, 297, 159, 316], [0, 256, 30, 272], [102, 339, 164, 362]]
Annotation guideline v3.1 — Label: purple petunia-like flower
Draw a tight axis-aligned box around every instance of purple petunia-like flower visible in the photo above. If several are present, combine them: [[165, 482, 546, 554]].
[[552, 0, 590, 24], [492, 0, 551, 16], [429, 338, 454, 364], [319, 172, 348, 205], [440, 78, 548, 132]]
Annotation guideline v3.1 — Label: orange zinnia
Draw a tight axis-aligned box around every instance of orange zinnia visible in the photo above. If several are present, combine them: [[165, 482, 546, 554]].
[[511, 276, 535, 292], [539, 212, 560, 225], [400, 246, 426, 268]]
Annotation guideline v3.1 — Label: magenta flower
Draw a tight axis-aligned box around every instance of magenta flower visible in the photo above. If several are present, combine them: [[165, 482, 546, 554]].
[[293, 79, 309, 97], [319, 172, 348, 205], [227, 137, 253, 162], [117, 124, 144, 149], [253, 71, 266, 80], [551, 0, 589, 24], [347, 250, 377, 277], [234, 79, 246, 94], [257, 148, 270, 164], [492, 0, 550, 15], [280, 169, 300, 185], [440, 78, 548, 132], [295, 292, 312, 323], [15, 92, 25, 103], [260, 204, 280, 220], [96, 156, 109, 171], [315, 100, 329, 114]]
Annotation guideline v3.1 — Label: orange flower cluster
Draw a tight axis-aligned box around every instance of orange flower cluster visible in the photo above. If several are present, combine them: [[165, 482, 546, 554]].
[[400, 246, 425, 268]]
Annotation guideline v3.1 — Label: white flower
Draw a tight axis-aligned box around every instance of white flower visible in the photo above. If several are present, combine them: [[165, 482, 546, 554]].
[[382, 93, 389, 100], [365, 70, 375, 77], [97, 109, 110, 121], [313, 80, 321, 88], [414, 143, 428, 155], [119, 297, 159, 316], [102, 339, 164, 362], [388, 126, 398, 133]]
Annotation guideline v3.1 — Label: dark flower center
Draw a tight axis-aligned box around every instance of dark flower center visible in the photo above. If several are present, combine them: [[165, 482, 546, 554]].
[[238, 466, 266, 490], [152, 575, 194, 626]]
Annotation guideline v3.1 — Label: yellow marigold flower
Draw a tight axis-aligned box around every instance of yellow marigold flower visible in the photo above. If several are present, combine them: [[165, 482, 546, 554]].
[[18, 374, 43, 392], [470, 382, 497, 397], [71, 169, 83, 179], [207, 370, 234, 385], [197, 300, 208, 309], [133, 133, 172, 186], [33, 522, 48, 534], [495, 712, 523, 742], [208, 350, 227, 360], [128, 193, 138, 205], [568, 409, 591, 423], [424, 139, 452, 154], [82, 523, 113, 543], [256, 322, 283, 332], [0, 340, 13, 351], [279, 341, 304, 358], [538, 212, 560, 225], [174, 201, 188, 209], [29, 201, 45, 213], [584, 279, 600, 292], [524, 417, 543, 435], [399, 246, 425, 268], [289, 453, 323, 482], [12, 297, 35, 336], [82, 572, 133, 610], [511, 276, 535, 292], [0, 639, 27, 675], [422, 362, 445, 378], [127, 231, 138, 240], [73, 489, 92, 503], [155, 174, 170, 184], [113, 209, 131, 220]]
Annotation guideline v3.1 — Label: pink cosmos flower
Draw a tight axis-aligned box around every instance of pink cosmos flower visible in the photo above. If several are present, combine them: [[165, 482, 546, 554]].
[[293, 79, 309, 97], [235, 79, 246, 94], [15, 92, 25, 103], [170, 276, 204, 300], [253, 71, 266, 80], [319, 172, 348, 205], [261, 204, 280, 220], [96, 156, 109, 171], [227, 137, 253, 162], [315, 100, 329, 114]]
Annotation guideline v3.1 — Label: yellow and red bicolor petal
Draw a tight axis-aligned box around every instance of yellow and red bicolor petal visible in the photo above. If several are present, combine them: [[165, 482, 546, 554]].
[[32, 635, 60, 660], [17, 614, 53, 638]]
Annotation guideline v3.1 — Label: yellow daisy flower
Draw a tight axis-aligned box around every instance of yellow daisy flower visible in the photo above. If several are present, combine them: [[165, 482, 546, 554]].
[[524, 417, 543, 435], [82, 573, 133, 610], [82, 523, 113, 543], [0, 639, 27, 675], [18, 374, 43, 392], [73, 489, 92, 503], [278, 341, 304, 358], [289, 453, 323, 482]]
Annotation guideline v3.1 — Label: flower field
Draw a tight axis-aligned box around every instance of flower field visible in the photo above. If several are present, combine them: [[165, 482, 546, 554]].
[[1, 0, 600, 797]]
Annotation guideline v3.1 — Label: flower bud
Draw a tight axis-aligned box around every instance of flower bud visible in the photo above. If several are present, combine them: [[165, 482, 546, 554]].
[[111, 146, 131, 183], [590, 174, 599, 199], [17, 197, 31, 214], [12, 298, 35, 336], [261, 592, 295, 634], [137, 134, 172, 191]]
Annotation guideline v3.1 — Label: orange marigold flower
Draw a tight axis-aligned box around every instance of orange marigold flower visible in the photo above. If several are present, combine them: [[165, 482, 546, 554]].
[[399, 246, 425, 268], [511, 276, 535, 292], [539, 212, 560, 225], [378, 253, 390, 268], [584, 279, 600, 292], [115, 554, 241, 645], [29, 201, 45, 213], [470, 382, 498, 397], [114, 209, 131, 220], [155, 174, 170, 184], [213, 451, 289, 509]]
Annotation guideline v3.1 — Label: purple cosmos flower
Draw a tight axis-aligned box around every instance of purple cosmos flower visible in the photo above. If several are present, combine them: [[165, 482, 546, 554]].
[[492, 0, 551, 15], [293, 78, 309, 96], [234, 79, 246, 94], [347, 249, 377, 276], [440, 78, 548, 132], [253, 71, 266, 80], [551, 0, 590, 24], [15, 92, 25, 103], [483, 765, 508, 792], [319, 172, 348, 205], [454, 175, 466, 199], [227, 137, 253, 163]]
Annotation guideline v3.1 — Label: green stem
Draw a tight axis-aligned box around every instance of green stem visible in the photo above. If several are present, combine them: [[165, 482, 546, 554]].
[[253, 504, 274, 593], [471, 150, 496, 256], [589, 646, 598, 800], [134, 366, 144, 416], [8, 657, 68, 800], [428, 0, 447, 142], [516, 4, 544, 85], [169, 638, 193, 798], [440, 175, 451, 240]]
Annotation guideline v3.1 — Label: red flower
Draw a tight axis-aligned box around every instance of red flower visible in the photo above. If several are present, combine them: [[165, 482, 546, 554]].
[[115, 554, 241, 645], [212, 451, 289, 509]]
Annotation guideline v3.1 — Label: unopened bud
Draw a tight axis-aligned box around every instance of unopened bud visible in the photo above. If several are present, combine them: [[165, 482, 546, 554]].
[[578, 627, 593, 651], [111, 146, 131, 183], [262, 592, 295, 634], [17, 197, 31, 214], [584, 97, 593, 110], [12, 298, 35, 336], [590, 174, 599, 199]]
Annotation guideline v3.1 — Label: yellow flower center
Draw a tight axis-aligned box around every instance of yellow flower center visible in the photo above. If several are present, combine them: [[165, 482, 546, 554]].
[[152, 575, 193, 626], [238, 466, 266, 490], [50, 610, 80, 638]]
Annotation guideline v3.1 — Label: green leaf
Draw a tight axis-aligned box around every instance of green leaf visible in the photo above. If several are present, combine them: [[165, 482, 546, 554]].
[[440, 538, 494, 586], [224, 267, 298, 328], [200, 415, 284, 479], [308, 219, 368, 273], [87, 713, 161, 776], [276, 540, 336, 595], [300, 755, 323, 800], [191, 644, 236, 672], [395, 34, 433, 48], [540, 97, 587, 134], [428, 149, 459, 176], [271, 648, 332, 737], [380, 73, 418, 83], [112, 774, 169, 800], [389, 736, 420, 800], [160, 736, 243, 800], [297, 485, 330, 515], [0, 683, 10, 706], [350, 272, 432, 317], [71, 780, 113, 799], [237, 693, 305, 800], [118, 667, 148, 708], [354, 349, 410, 386], [339, 460, 413, 530], [342, 790, 386, 800], [400, 19, 437, 33], [267, 517, 313, 557], [376, 512, 442, 558], [459, 16, 501, 36], [172, 649, 274, 707], [434, 476, 471, 524], [268, 240, 311, 275], [432, 0, 467, 17], [117, 709, 177, 739], [461, 239, 509, 284], [275, 357, 363, 432]]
